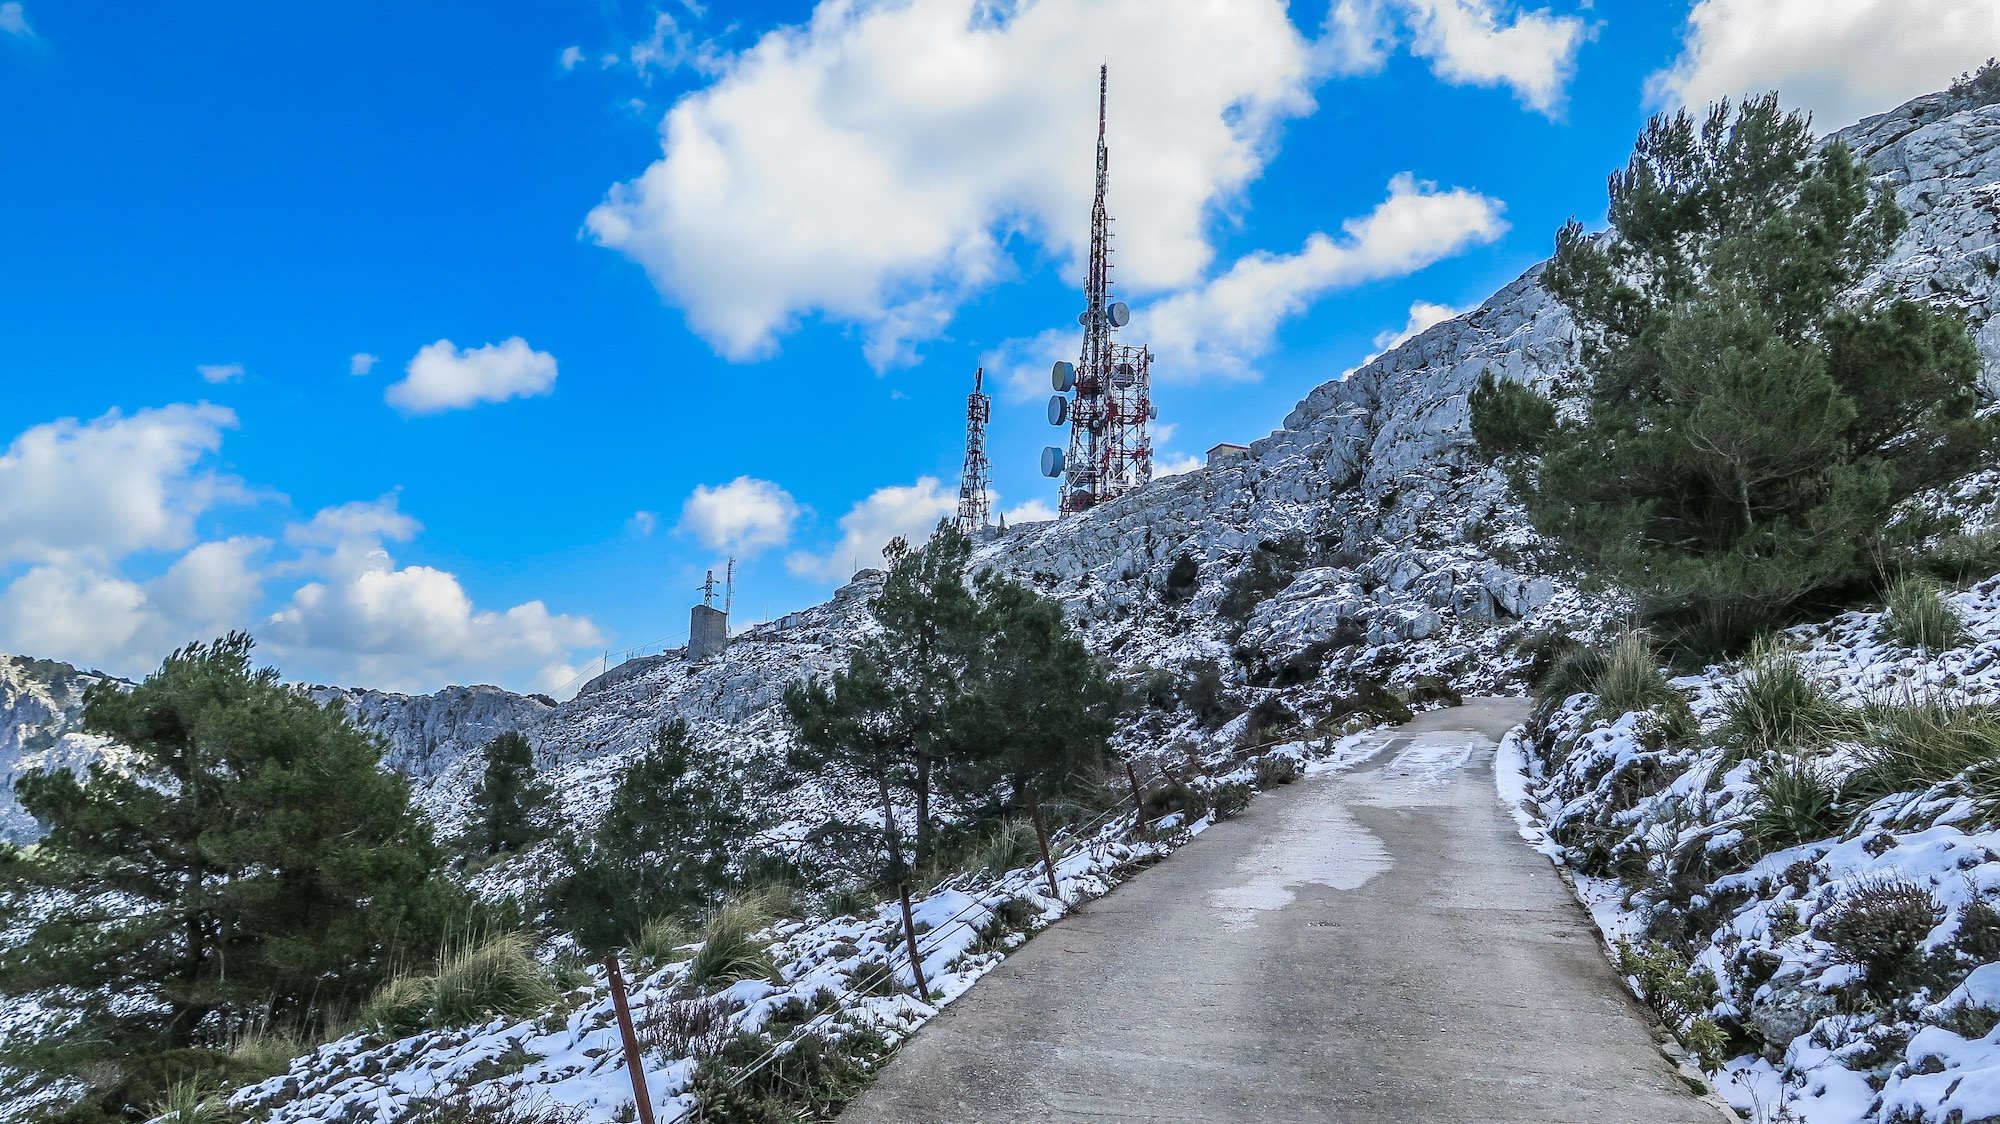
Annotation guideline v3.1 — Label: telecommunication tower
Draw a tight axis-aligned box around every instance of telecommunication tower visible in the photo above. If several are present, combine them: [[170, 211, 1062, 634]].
[[956, 367, 992, 534], [1041, 65, 1154, 515]]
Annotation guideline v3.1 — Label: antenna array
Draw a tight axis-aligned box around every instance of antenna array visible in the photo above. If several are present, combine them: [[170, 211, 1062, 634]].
[[956, 367, 992, 534], [1041, 64, 1154, 515]]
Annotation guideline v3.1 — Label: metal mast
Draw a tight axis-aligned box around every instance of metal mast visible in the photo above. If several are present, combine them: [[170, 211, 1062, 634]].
[[1043, 65, 1153, 515], [956, 366, 992, 534]]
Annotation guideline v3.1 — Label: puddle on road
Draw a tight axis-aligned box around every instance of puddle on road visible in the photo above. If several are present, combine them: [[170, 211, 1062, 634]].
[[1207, 731, 1486, 930], [1208, 790, 1390, 930]]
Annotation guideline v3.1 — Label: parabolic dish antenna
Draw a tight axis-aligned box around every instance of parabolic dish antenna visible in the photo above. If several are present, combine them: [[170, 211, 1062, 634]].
[[1047, 394, 1068, 425], [1040, 446, 1066, 477], [1051, 361, 1075, 392], [1107, 301, 1130, 327]]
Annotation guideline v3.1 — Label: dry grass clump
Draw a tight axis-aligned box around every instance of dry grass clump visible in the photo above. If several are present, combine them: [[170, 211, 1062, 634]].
[[1847, 697, 2000, 807], [632, 914, 694, 966], [1881, 575, 1967, 651], [361, 932, 556, 1036], [685, 898, 780, 987], [1721, 639, 1856, 758]]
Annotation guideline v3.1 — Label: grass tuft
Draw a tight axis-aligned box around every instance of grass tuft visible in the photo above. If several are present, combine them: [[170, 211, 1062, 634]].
[[1746, 753, 1842, 852], [1882, 575, 1967, 651], [686, 898, 780, 987], [1721, 638, 1856, 758], [430, 931, 558, 1030], [632, 914, 694, 966], [1846, 697, 2000, 807], [974, 819, 1043, 876]]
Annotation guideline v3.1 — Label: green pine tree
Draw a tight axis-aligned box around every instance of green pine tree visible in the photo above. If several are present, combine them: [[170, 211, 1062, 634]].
[[466, 731, 551, 856], [0, 634, 458, 1120], [548, 719, 756, 954], [1472, 95, 1995, 656]]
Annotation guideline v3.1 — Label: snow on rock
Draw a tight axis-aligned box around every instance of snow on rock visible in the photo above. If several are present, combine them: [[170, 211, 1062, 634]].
[[1518, 579, 2000, 1124]]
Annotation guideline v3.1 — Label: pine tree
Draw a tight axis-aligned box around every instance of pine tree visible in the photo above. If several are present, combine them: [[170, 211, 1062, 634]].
[[1472, 95, 1995, 656], [0, 634, 457, 1119], [466, 731, 551, 856], [548, 719, 756, 953]]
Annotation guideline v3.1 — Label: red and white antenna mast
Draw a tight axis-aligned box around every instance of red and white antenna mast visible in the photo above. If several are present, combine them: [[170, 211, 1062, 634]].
[[1041, 65, 1154, 515], [956, 367, 992, 534]]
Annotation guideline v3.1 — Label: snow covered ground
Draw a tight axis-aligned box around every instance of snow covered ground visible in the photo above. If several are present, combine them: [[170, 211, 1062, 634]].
[[1508, 579, 2000, 1124]]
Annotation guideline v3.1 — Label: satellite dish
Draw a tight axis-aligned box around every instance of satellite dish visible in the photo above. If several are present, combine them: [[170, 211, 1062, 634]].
[[1147, 401, 1158, 420], [1051, 361, 1075, 392], [1040, 446, 1066, 477], [1047, 394, 1068, 426], [1106, 301, 1130, 327], [1077, 311, 1089, 326]]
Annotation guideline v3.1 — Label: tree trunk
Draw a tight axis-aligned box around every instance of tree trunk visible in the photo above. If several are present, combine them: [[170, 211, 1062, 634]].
[[1028, 788, 1060, 900], [914, 754, 934, 872]]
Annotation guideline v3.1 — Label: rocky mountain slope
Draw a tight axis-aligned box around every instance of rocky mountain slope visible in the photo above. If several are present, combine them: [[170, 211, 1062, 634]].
[[3, 87, 1996, 851]]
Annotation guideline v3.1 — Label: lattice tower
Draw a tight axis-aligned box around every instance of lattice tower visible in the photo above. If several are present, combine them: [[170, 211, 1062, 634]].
[[956, 366, 992, 534]]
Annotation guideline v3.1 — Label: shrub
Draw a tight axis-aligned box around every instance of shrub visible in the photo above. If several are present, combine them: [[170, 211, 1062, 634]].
[[1882, 575, 1967, 651], [637, 994, 731, 1061], [1924, 527, 2000, 585], [632, 915, 694, 966], [1180, 660, 1235, 729], [1216, 538, 1306, 622], [1613, 939, 1719, 1030], [1324, 679, 1413, 727], [686, 899, 780, 987], [1817, 878, 1945, 988], [818, 884, 872, 920], [1210, 781, 1254, 820], [1746, 754, 1842, 852], [1595, 632, 1677, 718], [1847, 698, 2000, 806], [1139, 777, 1207, 825], [1949, 57, 2000, 107], [225, 1031, 303, 1082], [429, 932, 557, 1030], [974, 820, 1043, 876], [1240, 697, 1302, 747], [691, 1027, 886, 1123], [1162, 554, 1199, 603], [1254, 755, 1299, 788], [1721, 639, 1856, 757], [362, 972, 437, 1037], [403, 1089, 585, 1124], [1954, 895, 2000, 964]]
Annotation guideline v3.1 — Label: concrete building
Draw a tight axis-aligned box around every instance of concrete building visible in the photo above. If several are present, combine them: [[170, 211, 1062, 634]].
[[1206, 442, 1250, 466], [688, 603, 728, 662]]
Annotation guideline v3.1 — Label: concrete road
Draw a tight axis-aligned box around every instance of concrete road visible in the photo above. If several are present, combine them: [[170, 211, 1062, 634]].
[[841, 699, 1719, 1123]]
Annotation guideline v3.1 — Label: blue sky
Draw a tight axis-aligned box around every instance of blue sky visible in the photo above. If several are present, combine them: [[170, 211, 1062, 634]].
[[1, 0, 1994, 694]]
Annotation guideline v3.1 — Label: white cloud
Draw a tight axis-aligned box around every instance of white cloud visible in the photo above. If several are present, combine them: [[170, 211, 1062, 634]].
[[0, 404, 247, 566], [588, 0, 1321, 366], [1373, 300, 1465, 352], [1399, 0, 1590, 115], [560, 45, 585, 70], [0, 538, 266, 674], [349, 352, 379, 376], [626, 510, 659, 537], [1318, 0, 1396, 75], [787, 477, 955, 582], [1648, 0, 2000, 130], [1155, 452, 1204, 477], [1001, 497, 1058, 524], [262, 497, 601, 692], [197, 362, 245, 384], [0, 407, 599, 693], [1135, 175, 1503, 380], [385, 337, 558, 414], [678, 476, 802, 555], [0, 3, 32, 38]]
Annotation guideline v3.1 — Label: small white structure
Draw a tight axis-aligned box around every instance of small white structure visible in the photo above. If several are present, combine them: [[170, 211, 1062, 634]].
[[1206, 442, 1250, 466]]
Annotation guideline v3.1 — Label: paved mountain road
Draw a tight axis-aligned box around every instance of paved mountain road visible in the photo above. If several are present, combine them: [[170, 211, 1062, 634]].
[[840, 698, 1719, 1123]]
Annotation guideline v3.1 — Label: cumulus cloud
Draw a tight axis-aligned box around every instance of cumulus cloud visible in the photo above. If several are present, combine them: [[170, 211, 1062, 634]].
[[0, 404, 247, 566], [588, 0, 1321, 366], [1001, 497, 1058, 524], [1133, 175, 1504, 380], [0, 3, 32, 38], [0, 538, 266, 674], [678, 476, 802, 555], [988, 175, 1503, 394], [0, 404, 601, 693], [349, 352, 379, 376], [626, 510, 659, 537], [197, 363, 245, 384], [1341, 299, 1468, 375], [1399, 0, 1590, 115], [787, 477, 955, 582], [263, 497, 601, 692], [560, 45, 585, 70], [1155, 452, 1204, 477], [385, 338, 558, 414], [1648, 0, 2000, 130]]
